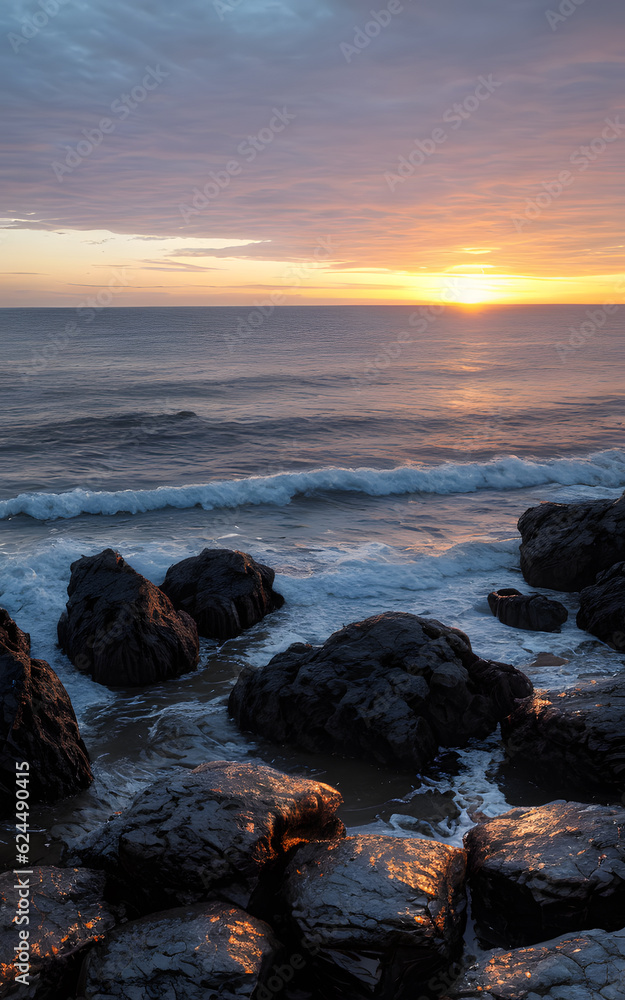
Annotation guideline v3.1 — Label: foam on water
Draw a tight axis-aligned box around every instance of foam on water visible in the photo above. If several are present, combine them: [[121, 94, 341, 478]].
[[1, 449, 624, 521]]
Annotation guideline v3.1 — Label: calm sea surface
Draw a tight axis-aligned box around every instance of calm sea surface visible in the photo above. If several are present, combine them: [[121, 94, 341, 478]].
[[1, 305, 624, 871]]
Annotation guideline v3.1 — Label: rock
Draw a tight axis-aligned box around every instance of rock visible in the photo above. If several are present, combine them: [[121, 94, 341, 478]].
[[0, 866, 116, 999], [82, 901, 280, 1000], [577, 561, 625, 650], [57, 548, 199, 686], [160, 547, 285, 640], [71, 760, 344, 913], [465, 801, 625, 949], [444, 926, 625, 1000], [279, 834, 467, 1000], [0, 608, 92, 814], [229, 612, 533, 771], [527, 652, 569, 667], [487, 588, 568, 632], [518, 492, 625, 591], [501, 677, 625, 796]]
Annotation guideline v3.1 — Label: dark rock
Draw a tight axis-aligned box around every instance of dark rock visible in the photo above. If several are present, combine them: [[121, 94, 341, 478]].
[[518, 492, 625, 591], [57, 548, 199, 686], [487, 588, 568, 632], [71, 760, 344, 912], [501, 677, 625, 795], [444, 926, 625, 1000], [0, 608, 92, 813], [0, 866, 116, 1000], [229, 612, 533, 771], [160, 547, 285, 640], [280, 834, 467, 1000], [527, 651, 569, 667], [82, 901, 280, 1000], [465, 801, 625, 948], [577, 561, 625, 650]]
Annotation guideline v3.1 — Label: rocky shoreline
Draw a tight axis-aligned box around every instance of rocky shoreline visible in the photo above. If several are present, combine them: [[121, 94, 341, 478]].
[[1, 495, 624, 998]]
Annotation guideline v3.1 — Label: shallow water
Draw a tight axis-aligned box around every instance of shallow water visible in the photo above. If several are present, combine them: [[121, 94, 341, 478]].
[[1, 305, 624, 881]]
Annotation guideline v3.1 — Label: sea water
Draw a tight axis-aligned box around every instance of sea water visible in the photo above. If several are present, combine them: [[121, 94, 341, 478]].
[[1, 304, 624, 866]]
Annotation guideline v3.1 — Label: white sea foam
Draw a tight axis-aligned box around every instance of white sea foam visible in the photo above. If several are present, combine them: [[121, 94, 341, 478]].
[[1, 450, 624, 521]]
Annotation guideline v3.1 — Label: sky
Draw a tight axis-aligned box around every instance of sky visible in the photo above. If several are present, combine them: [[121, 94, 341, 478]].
[[1, 0, 624, 306]]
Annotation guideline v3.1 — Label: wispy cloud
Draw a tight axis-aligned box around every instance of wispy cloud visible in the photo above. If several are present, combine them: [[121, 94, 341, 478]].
[[1, 0, 624, 302]]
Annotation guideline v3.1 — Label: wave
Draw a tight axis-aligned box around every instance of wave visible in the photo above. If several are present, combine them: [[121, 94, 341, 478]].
[[1, 450, 624, 522]]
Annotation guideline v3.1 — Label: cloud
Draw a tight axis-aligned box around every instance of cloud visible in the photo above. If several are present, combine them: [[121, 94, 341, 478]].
[[0, 0, 624, 287]]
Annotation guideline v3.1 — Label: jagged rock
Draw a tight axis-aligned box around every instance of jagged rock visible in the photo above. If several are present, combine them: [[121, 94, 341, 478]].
[[82, 901, 280, 1000], [487, 588, 568, 632], [518, 492, 625, 591], [160, 547, 284, 640], [465, 801, 625, 948], [71, 760, 344, 913], [577, 561, 625, 650], [501, 677, 625, 796], [444, 926, 625, 1000], [229, 612, 533, 771], [57, 548, 199, 686], [0, 608, 92, 814], [0, 867, 116, 1000], [279, 834, 467, 1000]]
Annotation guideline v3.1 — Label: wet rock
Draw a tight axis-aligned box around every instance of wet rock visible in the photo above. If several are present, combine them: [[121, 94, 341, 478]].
[[0, 608, 92, 813], [280, 834, 467, 1000], [229, 612, 533, 771], [465, 801, 625, 949], [501, 676, 625, 795], [444, 926, 625, 1000], [71, 760, 344, 913], [0, 866, 116, 1000], [160, 547, 285, 640], [577, 561, 625, 650], [82, 901, 279, 1000], [518, 492, 625, 591], [487, 588, 568, 632], [527, 652, 569, 667], [57, 548, 199, 686]]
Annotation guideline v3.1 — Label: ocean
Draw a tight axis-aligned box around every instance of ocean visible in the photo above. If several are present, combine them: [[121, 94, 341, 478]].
[[1, 304, 624, 871]]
